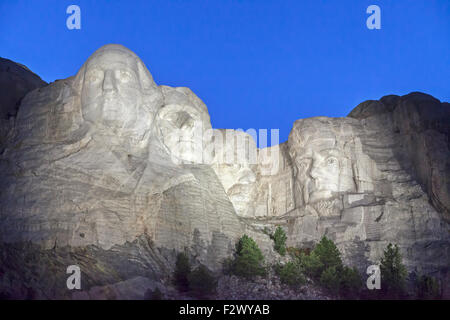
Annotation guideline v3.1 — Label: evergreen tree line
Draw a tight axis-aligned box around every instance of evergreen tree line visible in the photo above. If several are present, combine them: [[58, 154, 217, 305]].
[[153, 226, 442, 299]]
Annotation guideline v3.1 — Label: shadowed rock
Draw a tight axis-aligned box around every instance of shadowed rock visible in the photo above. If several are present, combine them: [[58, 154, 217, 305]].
[[0, 57, 47, 120]]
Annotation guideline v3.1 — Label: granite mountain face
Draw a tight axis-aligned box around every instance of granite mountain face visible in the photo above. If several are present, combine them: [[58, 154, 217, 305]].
[[0, 45, 448, 299]]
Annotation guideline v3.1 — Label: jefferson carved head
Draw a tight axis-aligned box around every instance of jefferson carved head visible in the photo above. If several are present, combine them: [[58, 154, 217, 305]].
[[73, 44, 162, 136], [156, 86, 213, 164]]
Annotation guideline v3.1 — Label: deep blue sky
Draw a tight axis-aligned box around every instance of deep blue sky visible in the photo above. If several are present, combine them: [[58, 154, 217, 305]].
[[1, 0, 449, 145]]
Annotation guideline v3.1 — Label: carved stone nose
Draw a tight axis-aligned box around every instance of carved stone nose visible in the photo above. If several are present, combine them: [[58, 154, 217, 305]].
[[309, 165, 319, 179], [102, 70, 116, 92]]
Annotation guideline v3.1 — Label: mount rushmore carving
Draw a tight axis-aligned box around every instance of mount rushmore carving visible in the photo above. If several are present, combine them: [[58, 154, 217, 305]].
[[0, 45, 448, 299]]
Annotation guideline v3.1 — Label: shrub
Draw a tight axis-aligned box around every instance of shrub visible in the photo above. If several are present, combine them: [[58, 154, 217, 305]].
[[232, 234, 266, 279], [188, 265, 217, 298], [416, 275, 441, 299], [173, 252, 191, 292], [300, 236, 342, 279], [300, 251, 324, 278], [286, 247, 301, 259], [272, 226, 287, 256], [380, 243, 407, 297], [275, 260, 306, 287], [320, 267, 341, 294], [320, 266, 341, 294], [299, 237, 362, 297], [287, 247, 311, 260], [340, 266, 363, 297], [313, 236, 342, 271]]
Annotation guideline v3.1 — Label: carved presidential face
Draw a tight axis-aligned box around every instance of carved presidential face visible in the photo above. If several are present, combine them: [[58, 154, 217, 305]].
[[81, 50, 141, 129], [295, 145, 355, 204], [289, 119, 356, 204], [157, 87, 213, 164], [78, 45, 157, 132], [158, 105, 205, 163], [210, 129, 258, 216]]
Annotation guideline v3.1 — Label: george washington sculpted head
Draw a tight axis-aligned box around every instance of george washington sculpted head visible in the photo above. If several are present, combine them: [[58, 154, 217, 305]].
[[73, 44, 162, 139]]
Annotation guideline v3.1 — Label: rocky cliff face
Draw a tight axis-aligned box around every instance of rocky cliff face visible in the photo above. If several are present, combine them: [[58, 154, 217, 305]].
[[349, 94, 450, 222], [0, 58, 47, 154], [0, 45, 448, 299], [0, 57, 47, 120]]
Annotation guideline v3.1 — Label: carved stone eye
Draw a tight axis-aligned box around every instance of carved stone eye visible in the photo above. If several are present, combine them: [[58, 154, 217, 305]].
[[117, 70, 134, 83], [167, 111, 194, 129], [326, 157, 338, 166], [85, 70, 103, 83]]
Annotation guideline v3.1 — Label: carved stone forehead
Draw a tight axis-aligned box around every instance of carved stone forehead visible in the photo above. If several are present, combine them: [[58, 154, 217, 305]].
[[86, 52, 136, 70], [288, 117, 356, 157], [290, 118, 335, 144], [73, 44, 157, 91], [85, 45, 139, 68]]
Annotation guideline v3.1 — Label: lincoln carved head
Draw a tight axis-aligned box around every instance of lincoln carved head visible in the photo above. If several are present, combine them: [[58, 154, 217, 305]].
[[288, 117, 361, 205]]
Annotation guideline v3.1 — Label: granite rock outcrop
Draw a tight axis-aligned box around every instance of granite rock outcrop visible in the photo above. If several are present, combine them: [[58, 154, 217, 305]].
[[0, 45, 448, 299]]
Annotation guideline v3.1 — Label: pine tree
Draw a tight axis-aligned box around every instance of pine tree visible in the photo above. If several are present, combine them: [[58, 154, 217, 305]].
[[173, 252, 191, 292], [272, 226, 287, 256], [232, 234, 266, 279], [313, 236, 342, 272], [380, 243, 407, 297], [188, 265, 217, 298]]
